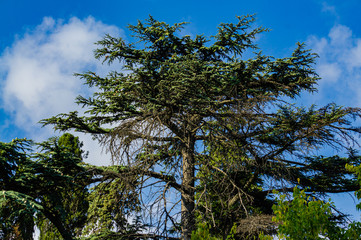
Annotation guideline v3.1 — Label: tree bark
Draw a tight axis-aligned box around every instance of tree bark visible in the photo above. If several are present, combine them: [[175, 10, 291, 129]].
[[181, 135, 195, 240]]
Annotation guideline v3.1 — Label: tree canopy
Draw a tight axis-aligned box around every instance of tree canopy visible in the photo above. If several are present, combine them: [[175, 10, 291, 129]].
[[2, 15, 361, 240], [0, 136, 87, 240]]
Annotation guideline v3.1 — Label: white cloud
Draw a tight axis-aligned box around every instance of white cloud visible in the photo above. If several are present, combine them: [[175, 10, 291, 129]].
[[328, 24, 352, 48], [0, 16, 123, 165], [316, 63, 341, 83], [307, 24, 361, 107], [349, 39, 361, 68]]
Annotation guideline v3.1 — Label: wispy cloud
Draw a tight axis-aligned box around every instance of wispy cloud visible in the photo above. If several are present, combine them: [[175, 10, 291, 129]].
[[321, 2, 338, 17], [0, 16, 123, 165]]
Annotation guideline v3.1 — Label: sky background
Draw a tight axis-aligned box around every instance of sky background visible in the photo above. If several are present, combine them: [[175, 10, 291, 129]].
[[1, 0, 361, 225]]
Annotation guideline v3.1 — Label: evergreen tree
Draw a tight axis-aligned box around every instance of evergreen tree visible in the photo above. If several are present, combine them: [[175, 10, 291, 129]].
[[41, 15, 361, 239], [0, 134, 146, 240], [0, 135, 89, 240], [37, 133, 88, 240], [0, 139, 35, 240]]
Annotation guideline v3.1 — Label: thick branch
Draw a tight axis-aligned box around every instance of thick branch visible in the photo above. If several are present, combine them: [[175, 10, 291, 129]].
[[87, 165, 182, 192]]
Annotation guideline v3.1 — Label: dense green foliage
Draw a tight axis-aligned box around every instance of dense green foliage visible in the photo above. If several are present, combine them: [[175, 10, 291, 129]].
[[191, 223, 236, 240], [259, 185, 361, 240], [257, 159, 361, 240], [0, 135, 147, 240], [0, 136, 87, 239], [272, 187, 335, 239], [2, 15, 361, 239], [37, 133, 88, 240]]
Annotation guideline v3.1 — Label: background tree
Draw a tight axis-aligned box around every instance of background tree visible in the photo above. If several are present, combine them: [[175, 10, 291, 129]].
[[0, 135, 90, 240], [195, 139, 275, 238], [41, 15, 361, 239], [36, 133, 88, 240], [0, 139, 35, 240], [0, 135, 148, 240], [260, 183, 361, 240], [80, 166, 143, 239]]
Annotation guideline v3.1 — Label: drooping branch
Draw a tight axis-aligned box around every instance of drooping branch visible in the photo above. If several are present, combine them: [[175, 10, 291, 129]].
[[86, 165, 183, 192]]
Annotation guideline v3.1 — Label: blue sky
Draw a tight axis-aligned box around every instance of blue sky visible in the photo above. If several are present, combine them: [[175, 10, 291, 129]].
[[1, 0, 361, 222]]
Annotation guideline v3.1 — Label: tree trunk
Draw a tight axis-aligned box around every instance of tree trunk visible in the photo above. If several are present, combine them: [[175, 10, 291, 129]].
[[181, 135, 195, 240], [43, 209, 74, 240]]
